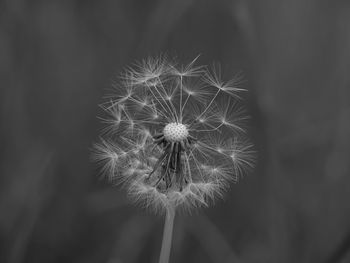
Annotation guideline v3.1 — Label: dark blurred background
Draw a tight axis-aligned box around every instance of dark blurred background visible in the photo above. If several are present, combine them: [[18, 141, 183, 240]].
[[1, 0, 350, 262]]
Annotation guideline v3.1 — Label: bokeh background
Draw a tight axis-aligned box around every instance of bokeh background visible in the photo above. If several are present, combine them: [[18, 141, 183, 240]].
[[1, 0, 350, 262]]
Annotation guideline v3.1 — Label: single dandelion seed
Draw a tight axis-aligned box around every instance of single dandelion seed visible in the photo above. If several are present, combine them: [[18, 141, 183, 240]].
[[92, 56, 255, 263]]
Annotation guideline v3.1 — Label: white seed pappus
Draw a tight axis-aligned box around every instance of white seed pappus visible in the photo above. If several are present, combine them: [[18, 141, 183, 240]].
[[92, 56, 255, 212]]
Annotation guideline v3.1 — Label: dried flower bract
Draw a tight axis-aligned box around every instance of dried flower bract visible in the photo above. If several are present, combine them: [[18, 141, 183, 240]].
[[93, 56, 255, 212]]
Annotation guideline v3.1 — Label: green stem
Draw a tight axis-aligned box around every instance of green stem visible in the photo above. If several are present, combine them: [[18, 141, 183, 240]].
[[158, 206, 176, 263]]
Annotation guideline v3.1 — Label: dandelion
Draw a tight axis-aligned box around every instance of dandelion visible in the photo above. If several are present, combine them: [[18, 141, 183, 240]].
[[92, 56, 255, 263]]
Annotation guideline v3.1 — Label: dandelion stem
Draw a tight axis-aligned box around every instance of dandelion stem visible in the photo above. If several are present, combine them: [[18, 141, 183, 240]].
[[159, 206, 176, 263]]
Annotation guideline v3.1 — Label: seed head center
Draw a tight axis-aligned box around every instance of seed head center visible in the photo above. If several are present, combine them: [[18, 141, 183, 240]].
[[163, 122, 189, 142]]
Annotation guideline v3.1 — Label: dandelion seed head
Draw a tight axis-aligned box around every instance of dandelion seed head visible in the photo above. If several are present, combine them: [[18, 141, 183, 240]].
[[93, 55, 255, 212]]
